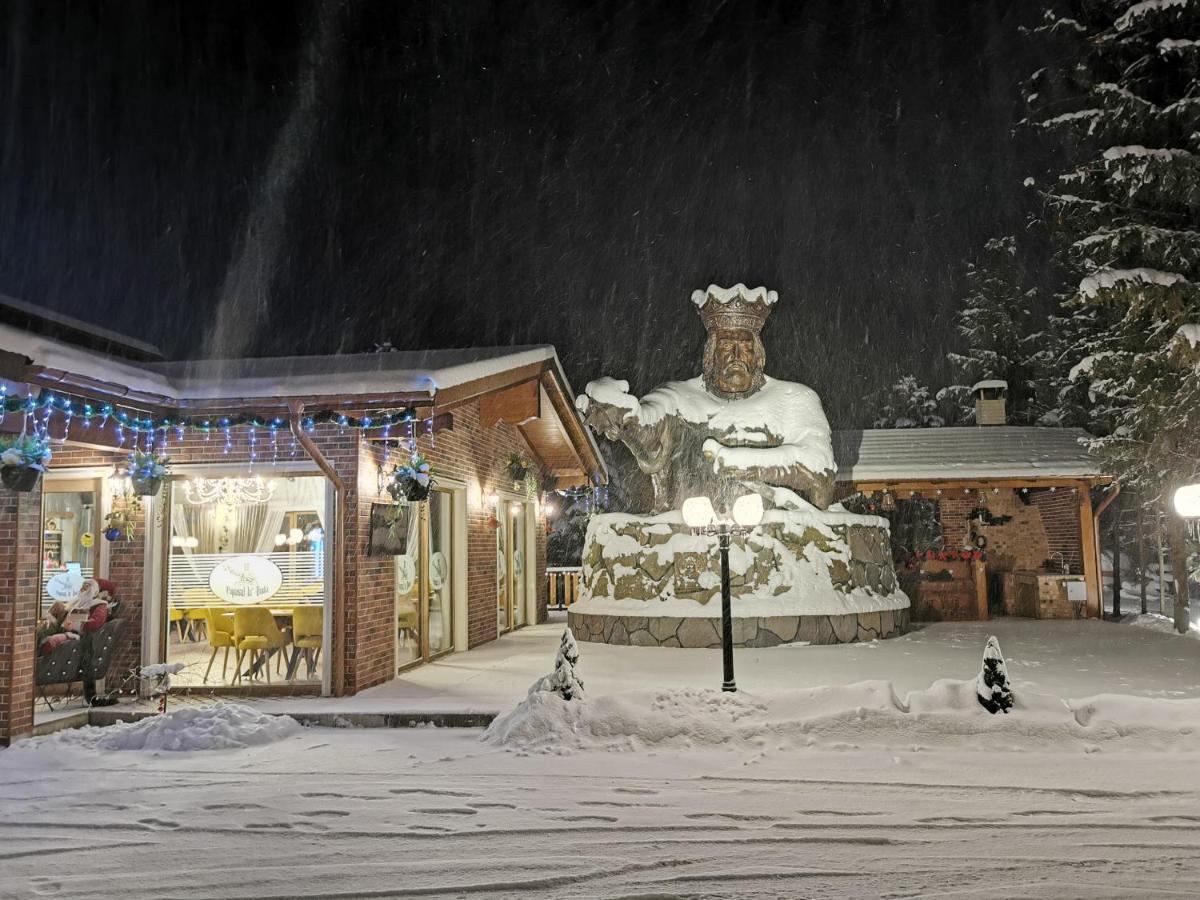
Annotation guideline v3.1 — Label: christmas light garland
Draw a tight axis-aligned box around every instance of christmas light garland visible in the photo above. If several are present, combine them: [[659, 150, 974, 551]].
[[0, 391, 420, 434]]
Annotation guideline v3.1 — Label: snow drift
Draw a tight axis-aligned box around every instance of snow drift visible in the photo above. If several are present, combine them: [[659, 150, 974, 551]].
[[42, 702, 301, 752], [483, 680, 1200, 754]]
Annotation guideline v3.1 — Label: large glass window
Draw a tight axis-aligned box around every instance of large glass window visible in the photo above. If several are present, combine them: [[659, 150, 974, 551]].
[[40, 480, 101, 616], [165, 474, 328, 687]]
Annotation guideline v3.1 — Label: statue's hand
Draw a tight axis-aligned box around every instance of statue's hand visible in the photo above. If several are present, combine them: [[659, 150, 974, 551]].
[[582, 399, 635, 441]]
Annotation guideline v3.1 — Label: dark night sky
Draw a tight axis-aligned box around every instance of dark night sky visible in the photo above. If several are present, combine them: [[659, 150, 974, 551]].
[[0, 0, 1046, 427]]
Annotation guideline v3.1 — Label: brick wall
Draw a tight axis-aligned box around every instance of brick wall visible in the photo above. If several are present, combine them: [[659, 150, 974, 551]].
[[0, 487, 41, 744], [845, 481, 1087, 580]]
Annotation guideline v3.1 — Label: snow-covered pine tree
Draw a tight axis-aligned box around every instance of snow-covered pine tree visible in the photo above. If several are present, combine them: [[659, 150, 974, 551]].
[[532, 629, 585, 700], [873, 375, 946, 428], [1026, 0, 1200, 632], [946, 236, 1051, 425], [976, 635, 1014, 714]]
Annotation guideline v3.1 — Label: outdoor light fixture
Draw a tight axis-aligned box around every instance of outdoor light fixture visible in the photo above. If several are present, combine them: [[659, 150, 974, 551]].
[[108, 466, 132, 496], [879, 490, 896, 512], [1173, 483, 1200, 518], [681, 492, 765, 693], [1175, 483, 1200, 540]]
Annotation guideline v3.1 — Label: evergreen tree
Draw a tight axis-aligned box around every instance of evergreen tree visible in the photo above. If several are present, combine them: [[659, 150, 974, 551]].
[[532, 629, 585, 700], [1026, 0, 1200, 631], [947, 236, 1051, 424], [873, 375, 946, 428], [976, 635, 1014, 714]]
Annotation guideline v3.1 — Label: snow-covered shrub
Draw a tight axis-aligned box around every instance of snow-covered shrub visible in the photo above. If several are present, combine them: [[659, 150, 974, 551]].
[[976, 635, 1013, 714], [531, 629, 584, 701]]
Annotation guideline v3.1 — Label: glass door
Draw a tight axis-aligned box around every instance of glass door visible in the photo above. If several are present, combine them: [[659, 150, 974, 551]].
[[427, 490, 453, 657], [511, 501, 527, 628], [394, 503, 422, 669], [397, 488, 455, 670], [496, 510, 510, 633], [41, 478, 102, 615]]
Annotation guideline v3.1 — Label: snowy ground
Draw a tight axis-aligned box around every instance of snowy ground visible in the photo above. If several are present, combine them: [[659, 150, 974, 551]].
[[6, 617, 1200, 898], [245, 614, 1200, 720]]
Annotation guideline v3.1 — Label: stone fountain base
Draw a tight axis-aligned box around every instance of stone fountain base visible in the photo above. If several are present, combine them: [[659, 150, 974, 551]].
[[569, 509, 911, 648]]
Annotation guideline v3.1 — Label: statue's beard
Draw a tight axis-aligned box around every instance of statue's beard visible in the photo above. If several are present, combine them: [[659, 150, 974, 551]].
[[704, 364, 765, 400]]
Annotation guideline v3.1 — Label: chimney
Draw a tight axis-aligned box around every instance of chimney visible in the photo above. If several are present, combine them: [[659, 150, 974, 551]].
[[972, 380, 1008, 426]]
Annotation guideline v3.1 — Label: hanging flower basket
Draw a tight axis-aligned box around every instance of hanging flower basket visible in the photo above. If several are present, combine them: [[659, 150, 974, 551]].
[[127, 450, 170, 496], [1, 465, 42, 492], [131, 475, 163, 497], [387, 452, 434, 503], [0, 433, 51, 493], [507, 453, 538, 498]]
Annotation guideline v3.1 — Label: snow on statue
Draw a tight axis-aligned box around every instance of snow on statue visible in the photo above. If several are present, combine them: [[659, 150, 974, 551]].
[[569, 283, 910, 648], [577, 284, 836, 514]]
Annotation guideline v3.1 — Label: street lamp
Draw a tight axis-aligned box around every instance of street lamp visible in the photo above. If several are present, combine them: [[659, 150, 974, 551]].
[[1174, 483, 1200, 541], [681, 492, 765, 692]]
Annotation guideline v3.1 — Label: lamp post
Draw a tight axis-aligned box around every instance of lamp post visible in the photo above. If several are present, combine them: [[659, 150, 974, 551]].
[[681, 492, 765, 693]]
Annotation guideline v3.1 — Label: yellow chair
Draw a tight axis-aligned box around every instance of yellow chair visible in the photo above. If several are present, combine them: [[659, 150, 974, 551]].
[[291, 606, 323, 681], [168, 608, 187, 643], [203, 607, 237, 684], [233, 608, 290, 684], [186, 608, 209, 642]]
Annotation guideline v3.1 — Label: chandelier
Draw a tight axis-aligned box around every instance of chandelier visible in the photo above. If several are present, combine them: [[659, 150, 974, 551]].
[[182, 476, 276, 507]]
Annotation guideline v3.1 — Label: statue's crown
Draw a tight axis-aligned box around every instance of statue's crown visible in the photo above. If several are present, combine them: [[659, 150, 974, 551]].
[[691, 283, 777, 334]]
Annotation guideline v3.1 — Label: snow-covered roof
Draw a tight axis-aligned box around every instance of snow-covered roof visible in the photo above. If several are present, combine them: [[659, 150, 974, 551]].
[[832, 427, 1105, 482], [147, 346, 560, 400], [0, 320, 558, 401], [970, 379, 1008, 393]]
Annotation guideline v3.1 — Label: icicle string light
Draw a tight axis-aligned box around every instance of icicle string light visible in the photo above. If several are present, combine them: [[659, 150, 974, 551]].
[[0, 393, 421, 434]]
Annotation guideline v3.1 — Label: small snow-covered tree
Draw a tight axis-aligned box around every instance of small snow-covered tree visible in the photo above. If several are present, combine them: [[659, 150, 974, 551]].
[[946, 236, 1051, 425], [873, 375, 945, 428], [532, 629, 585, 700], [976, 636, 1014, 715], [1026, 0, 1200, 632]]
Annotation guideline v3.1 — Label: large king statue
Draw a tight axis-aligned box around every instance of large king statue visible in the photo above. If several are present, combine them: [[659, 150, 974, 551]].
[[569, 284, 910, 649], [578, 284, 835, 514]]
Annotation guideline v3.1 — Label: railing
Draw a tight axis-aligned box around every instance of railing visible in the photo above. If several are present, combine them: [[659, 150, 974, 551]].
[[167, 551, 325, 608], [547, 566, 582, 609]]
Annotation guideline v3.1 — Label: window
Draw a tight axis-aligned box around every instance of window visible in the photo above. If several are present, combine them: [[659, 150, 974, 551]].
[[40, 479, 102, 616], [165, 474, 328, 687]]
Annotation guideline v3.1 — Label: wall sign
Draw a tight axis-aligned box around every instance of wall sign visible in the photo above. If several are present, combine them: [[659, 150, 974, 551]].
[[209, 555, 283, 605]]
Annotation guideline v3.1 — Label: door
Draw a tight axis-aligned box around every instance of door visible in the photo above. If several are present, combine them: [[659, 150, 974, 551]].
[[497, 498, 529, 633], [496, 509, 510, 633], [510, 501, 527, 628], [397, 488, 456, 670]]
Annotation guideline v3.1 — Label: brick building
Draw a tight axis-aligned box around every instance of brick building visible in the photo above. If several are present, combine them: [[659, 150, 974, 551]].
[[0, 309, 605, 744], [834, 415, 1115, 624]]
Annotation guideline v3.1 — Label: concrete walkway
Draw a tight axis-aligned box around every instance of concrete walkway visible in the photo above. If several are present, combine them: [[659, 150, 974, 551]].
[[242, 612, 1200, 722]]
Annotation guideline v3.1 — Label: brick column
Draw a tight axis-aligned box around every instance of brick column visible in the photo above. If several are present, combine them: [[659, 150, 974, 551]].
[[105, 500, 148, 690], [0, 487, 42, 745]]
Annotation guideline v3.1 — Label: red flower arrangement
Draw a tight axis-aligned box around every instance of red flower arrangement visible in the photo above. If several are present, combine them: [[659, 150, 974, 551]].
[[905, 549, 985, 567]]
